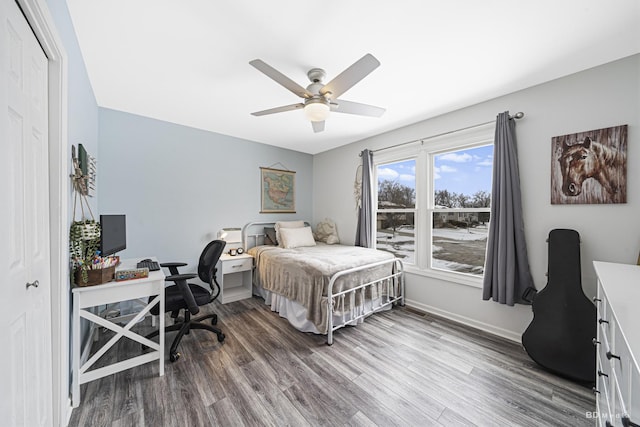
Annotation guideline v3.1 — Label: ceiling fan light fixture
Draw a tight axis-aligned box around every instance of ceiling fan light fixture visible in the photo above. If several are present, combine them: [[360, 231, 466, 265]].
[[304, 99, 330, 122]]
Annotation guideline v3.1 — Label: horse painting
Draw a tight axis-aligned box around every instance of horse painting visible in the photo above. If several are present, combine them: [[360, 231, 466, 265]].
[[551, 125, 627, 204]]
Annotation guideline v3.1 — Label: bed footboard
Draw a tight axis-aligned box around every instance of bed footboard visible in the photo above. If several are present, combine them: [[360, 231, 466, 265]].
[[326, 258, 404, 345]]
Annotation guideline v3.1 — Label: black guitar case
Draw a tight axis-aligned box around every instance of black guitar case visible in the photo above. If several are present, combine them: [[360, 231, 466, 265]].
[[521, 229, 595, 383]]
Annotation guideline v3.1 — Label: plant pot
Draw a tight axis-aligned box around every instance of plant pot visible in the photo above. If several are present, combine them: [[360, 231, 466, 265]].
[[74, 265, 116, 287]]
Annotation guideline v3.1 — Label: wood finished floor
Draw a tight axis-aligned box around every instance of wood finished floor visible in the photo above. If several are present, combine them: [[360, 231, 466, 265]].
[[69, 297, 595, 427]]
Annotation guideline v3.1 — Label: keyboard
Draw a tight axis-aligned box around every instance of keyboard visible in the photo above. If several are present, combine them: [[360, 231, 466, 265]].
[[136, 260, 160, 271]]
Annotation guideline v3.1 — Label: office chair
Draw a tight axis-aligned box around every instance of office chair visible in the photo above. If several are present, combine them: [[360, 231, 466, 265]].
[[147, 239, 226, 362]]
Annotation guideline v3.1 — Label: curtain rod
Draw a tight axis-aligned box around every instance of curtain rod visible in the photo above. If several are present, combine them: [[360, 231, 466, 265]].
[[363, 111, 525, 156]]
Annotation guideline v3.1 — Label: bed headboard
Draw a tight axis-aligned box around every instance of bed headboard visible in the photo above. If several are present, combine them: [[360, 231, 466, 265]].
[[241, 221, 310, 250]]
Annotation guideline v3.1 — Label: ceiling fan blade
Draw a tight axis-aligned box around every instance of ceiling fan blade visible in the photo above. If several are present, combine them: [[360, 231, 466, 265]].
[[320, 53, 380, 99], [249, 59, 313, 99], [330, 99, 385, 117], [311, 120, 325, 133], [251, 103, 304, 116]]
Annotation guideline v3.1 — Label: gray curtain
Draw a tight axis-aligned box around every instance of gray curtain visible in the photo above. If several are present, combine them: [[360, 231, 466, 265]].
[[482, 112, 534, 305], [355, 149, 373, 247]]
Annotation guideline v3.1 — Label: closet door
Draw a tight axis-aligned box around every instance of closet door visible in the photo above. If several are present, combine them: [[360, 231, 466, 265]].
[[0, 1, 53, 425]]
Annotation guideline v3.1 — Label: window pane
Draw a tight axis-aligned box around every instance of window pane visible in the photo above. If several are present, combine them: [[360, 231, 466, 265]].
[[376, 212, 415, 264], [432, 211, 489, 276], [432, 144, 492, 277], [377, 160, 416, 209], [434, 145, 492, 208]]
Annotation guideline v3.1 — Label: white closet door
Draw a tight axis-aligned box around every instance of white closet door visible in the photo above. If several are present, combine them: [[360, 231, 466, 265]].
[[0, 0, 53, 425]]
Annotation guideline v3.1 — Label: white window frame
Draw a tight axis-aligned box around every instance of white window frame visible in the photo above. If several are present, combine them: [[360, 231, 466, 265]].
[[373, 123, 494, 288]]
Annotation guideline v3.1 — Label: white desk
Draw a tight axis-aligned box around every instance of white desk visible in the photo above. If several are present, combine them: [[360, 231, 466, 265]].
[[71, 258, 165, 407]]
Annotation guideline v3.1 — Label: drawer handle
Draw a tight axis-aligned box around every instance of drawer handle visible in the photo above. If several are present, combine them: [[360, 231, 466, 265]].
[[593, 297, 601, 303], [599, 318, 609, 325], [597, 370, 608, 378], [606, 351, 620, 361], [622, 416, 639, 427], [592, 338, 600, 346], [592, 386, 600, 394]]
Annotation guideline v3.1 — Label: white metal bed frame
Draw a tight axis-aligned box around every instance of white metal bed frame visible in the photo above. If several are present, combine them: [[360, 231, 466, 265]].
[[242, 221, 405, 345]]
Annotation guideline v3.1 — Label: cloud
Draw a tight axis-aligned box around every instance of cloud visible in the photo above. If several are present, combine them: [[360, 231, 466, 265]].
[[440, 165, 457, 173], [399, 173, 415, 183], [476, 160, 493, 167], [438, 152, 472, 163], [377, 167, 399, 180]]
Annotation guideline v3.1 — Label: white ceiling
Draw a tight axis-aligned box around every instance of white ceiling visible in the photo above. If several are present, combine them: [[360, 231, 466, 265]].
[[66, 0, 640, 155]]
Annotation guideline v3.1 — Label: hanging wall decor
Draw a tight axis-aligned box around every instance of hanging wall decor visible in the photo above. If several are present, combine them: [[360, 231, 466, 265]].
[[70, 145, 101, 284], [260, 166, 295, 213], [75, 143, 97, 197], [551, 124, 627, 205]]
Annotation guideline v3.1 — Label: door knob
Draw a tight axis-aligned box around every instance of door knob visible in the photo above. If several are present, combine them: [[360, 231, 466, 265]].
[[26, 280, 39, 289]]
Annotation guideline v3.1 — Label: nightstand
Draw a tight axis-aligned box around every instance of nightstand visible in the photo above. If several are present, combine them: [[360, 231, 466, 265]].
[[216, 253, 253, 303]]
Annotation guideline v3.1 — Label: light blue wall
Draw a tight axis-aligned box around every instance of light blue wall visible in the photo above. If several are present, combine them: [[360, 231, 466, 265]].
[[97, 108, 313, 276], [46, 0, 99, 218], [45, 0, 99, 420]]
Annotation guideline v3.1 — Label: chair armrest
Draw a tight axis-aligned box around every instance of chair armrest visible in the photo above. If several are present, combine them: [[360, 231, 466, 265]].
[[165, 273, 200, 315], [160, 262, 188, 268], [165, 273, 197, 282], [160, 262, 188, 276]]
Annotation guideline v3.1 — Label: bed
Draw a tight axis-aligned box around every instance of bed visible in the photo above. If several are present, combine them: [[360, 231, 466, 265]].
[[242, 221, 404, 344]]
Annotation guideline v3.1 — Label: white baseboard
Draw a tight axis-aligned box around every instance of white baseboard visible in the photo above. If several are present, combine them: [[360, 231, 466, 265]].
[[404, 298, 523, 343]]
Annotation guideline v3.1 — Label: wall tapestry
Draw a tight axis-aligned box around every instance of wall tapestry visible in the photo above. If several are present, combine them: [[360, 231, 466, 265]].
[[260, 167, 295, 213], [551, 124, 627, 205]]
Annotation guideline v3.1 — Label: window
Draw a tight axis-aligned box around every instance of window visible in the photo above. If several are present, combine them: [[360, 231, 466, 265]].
[[373, 123, 494, 285], [376, 159, 416, 264], [430, 145, 492, 277]]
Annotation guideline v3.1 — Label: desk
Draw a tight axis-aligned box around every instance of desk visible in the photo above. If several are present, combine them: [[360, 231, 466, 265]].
[[71, 258, 165, 407]]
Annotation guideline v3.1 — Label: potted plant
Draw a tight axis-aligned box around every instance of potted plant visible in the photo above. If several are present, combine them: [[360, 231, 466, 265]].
[[70, 219, 101, 284]]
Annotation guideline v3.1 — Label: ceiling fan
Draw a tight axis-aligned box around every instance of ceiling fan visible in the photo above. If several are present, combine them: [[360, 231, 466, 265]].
[[249, 53, 385, 133]]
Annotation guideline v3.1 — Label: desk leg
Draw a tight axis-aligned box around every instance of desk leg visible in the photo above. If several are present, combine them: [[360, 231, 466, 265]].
[[72, 292, 81, 407], [159, 291, 164, 376]]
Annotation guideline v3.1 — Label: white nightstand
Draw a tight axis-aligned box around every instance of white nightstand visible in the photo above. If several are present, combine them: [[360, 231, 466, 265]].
[[216, 253, 253, 304]]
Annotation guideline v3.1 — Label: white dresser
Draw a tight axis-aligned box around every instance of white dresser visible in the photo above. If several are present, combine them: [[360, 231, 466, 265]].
[[593, 261, 640, 427]]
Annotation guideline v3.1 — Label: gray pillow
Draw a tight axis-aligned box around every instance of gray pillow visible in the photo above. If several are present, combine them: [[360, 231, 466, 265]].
[[264, 227, 278, 245]]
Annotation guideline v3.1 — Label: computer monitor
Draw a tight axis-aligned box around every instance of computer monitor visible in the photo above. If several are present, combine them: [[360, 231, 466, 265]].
[[99, 214, 126, 256]]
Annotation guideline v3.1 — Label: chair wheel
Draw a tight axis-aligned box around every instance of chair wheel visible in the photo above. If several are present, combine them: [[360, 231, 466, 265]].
[[169, 352, 180, 362], [217, 333, 225, 343]]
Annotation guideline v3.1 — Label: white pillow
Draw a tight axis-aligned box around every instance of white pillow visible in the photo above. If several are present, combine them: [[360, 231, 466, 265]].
[[275, 220, 305, 247], [279, 226, 316, 249], [314, 218, 340, 245]]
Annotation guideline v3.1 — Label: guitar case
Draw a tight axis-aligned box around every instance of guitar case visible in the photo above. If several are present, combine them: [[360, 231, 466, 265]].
[[521, 229, 595, 383]]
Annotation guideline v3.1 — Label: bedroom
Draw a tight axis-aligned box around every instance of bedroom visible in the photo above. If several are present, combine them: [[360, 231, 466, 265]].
[[2, 0, 639, 426]]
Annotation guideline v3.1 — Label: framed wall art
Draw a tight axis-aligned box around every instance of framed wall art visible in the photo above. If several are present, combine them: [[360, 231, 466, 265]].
[[260, 167, 296, 213], [551, 124, 627, 205]]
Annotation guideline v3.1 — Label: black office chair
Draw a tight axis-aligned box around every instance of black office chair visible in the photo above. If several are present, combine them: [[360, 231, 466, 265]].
[[147, 239, 226, 362]]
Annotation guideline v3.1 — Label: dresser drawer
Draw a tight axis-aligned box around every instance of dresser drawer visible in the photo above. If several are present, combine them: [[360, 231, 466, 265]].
[[612, 325, 631, 414], [222, 257, 253, 274], [597, 352, 614, 426], [597, 291, 614, 342]]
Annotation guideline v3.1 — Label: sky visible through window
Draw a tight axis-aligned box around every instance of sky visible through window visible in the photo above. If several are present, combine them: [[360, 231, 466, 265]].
[[377, 145, 493, 196]]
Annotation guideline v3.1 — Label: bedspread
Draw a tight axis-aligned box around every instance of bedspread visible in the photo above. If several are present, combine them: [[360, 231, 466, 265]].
[[248, 244, 395, 333]]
